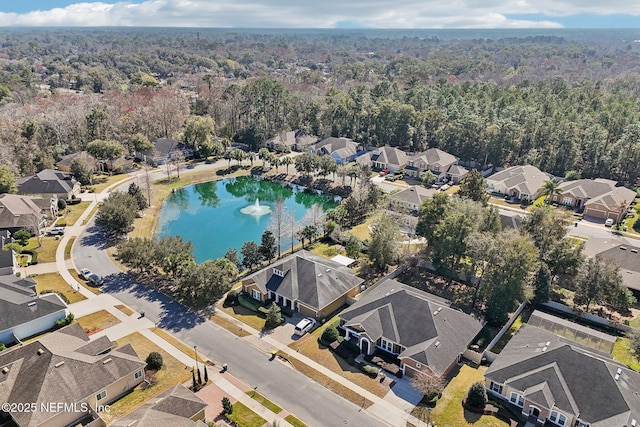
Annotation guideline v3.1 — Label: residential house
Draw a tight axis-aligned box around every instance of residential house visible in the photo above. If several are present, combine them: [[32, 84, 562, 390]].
[[583, 186, 637, 222], [0, 274, 67, 345], [309, 137, 366, 165], [485, 165, 551, 201], [242, 249, 364, 319], [56, 151, 97, 173], [552, 178, 618, 209], [339, 279, 482, 378], [0, 230, 17, 276], [16, 169, 80, 200], [112, 384, 208, 427], [404, 148, 458, 179], [263, 129, 318, 152], [138, 138, 194, 166], [356, 146, 409, 173], [584, 238, 640, 291], [0, 323, 146, 427], [0, 193, 50, 234], [485, 323, 640, 427], [388, 186, 437, 215], [445, 164, 470, 184]]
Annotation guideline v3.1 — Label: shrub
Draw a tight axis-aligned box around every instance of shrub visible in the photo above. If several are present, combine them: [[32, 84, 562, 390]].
[[238, 295, 259, 312], [265, 303, 284, 328], [145, 351, 163, 371], [342, 339, 360, 354], [54, 313, 74, 328], [360, 363, 379, 378], [224, 289, 240, 306], [467, 381, 488, 409], [0, 342, 5, 351], [221, 397, 233, 415], [321, 326, 339, 343], [57, 199, 67, 210], [634, 217, 640, 233], [257, 306, 270, 318], [13, 230, 31, 246], [56, 220, 67, 227]]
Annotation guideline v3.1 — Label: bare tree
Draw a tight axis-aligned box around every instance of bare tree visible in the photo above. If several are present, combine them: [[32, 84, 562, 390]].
[[268, 199, 288, 258], [411, 372, 444, 398], [302, 203, 327, 238]]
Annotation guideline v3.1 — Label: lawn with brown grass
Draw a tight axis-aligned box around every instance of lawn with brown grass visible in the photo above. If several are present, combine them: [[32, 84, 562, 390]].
[[210, 312, 248, 337], [418, 364, 507, 427], [285, 415, 309, 427], [35, 272, 86, 303], [69, 269, 101, 295], [24, 236, 61, 263], [82, 204, 100, 225], [59, 201, 90, 226], [115, 304, 135, 316], [151, 327, 207, 363], [91, 174, 131, 193], [76, 310, 121, 335], [220, 304, 266, 331], [347, 215, 377, 241], [101, 332, 191, 424], [64, 237, 75, 260]]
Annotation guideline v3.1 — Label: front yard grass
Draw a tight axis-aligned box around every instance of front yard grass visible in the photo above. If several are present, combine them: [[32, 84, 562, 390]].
[[220, 304, 266, 331], [35, 272, 86, 303], [210, 312, 248, 337], [69, 269, 101, 295], [417, 364, 507, 427], [64, 237, 75, 260], [76, 310, 120, 335], [348, 214, 377, 241], [227, 402, 266, 427], [115, 304, 134, 316], [24, 236, 61, 264], [612, 337, 640, 371], [245, 390, 281, 413], [91, 173, 131, 193], [151, 327, 207, 363], [82, 204, 100, 225], [59, 201, 90, 226], [101, 332, 191, 424], [285, 415, 309, 427]]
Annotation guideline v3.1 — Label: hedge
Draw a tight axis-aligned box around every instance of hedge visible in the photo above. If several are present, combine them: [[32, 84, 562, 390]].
[[238, 295, 259, 312], [359, 363, 379, 378], [257, 306, 270, 318]]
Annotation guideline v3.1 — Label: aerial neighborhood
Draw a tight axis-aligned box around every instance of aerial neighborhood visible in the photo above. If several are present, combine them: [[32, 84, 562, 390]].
[[2, 28, 640, 427]]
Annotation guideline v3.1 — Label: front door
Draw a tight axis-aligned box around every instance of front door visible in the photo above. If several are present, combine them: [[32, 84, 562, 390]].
[[361, 339, 369, 355], [529, 407, 540, 417]]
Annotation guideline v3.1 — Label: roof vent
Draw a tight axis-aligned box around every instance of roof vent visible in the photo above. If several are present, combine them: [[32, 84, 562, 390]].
[[631, 419, 637, 427], [28, 301, 36, 307], [317, 273, 322, 277], [326, 269, 331, 272], [102, 358, 112, 365], [621, 247, 627, 251], [54, 361, 65, 368], [632, 249, 638, 254], [434, 341, 441, 348], [37, 348, 44, 355], [1, 367, 8, 374], [542, 347, 548, 352], [615, 373, 620, 381]]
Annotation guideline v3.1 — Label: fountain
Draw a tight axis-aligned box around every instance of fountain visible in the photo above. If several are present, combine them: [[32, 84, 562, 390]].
[[240, 198, 272, 216]]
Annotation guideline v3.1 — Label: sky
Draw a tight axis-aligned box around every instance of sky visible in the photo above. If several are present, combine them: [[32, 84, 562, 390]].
[[0, 1, 639, 28]]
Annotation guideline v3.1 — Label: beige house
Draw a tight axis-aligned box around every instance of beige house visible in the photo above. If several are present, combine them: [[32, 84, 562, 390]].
[[263, 129, 317, 152], [0, 193, 55, 234], [356, 146, 409, 173], [56, 151, 97, 173], [485, 165, 551, 201], [404, 148, 458, 178], [388, 186, 437, 215], [0, 323, 145, 427], [242, 250, 364, 319], [583, 186, 637, 222]]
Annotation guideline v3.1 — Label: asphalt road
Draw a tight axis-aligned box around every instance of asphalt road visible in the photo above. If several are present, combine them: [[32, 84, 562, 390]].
[[73, 219, 389, 427]]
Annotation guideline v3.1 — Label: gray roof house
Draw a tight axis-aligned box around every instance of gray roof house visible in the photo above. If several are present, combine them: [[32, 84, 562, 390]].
[[56, 150, 97, 173], [0, 323, 146, 427], [264, 129, 318, 152], [356, 146, 409, 173], [0, 274, 67, 345], [242, 250, 364, 319], [389, 186, 437, 215], [112, 384, 208, 427], [445, 164, 470, 184], [554, 178, 618, 209], [404, 148, 458, 178], [340, 279, 482, 377], [584, 238, 640, 291], [0, 230, 17, 276], [309, 137, 366, 165], [0, 193, 49, 234], [16, 169, 80, 199], [138, 137, 194, 166], [485, 323, 640, 427], [485, 165, 551, 201]]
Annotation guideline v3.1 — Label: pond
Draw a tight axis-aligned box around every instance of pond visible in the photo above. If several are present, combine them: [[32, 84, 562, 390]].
[[155, 175, 337, 263]]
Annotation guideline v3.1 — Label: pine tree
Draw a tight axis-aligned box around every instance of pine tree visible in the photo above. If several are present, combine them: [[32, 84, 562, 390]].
[[192, 369, 197, 390], [197, 368, 202, 385], [204, 365, 209, 383]]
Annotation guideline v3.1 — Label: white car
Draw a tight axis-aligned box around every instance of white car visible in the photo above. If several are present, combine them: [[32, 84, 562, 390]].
[[79, 268, 92, 279], [440, 184, 450, 191], [293, 318, 317, 336], [605, 218, 614, 227]]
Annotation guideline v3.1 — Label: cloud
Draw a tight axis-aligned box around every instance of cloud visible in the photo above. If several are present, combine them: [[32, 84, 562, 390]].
[[0, 0, 637, 28]]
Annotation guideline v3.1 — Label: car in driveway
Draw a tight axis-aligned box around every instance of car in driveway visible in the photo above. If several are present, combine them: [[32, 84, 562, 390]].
[[46, 226, 66, 236], [605, 218, 614, 227], [293, 317, 317, 336], [87, 273, 104, 286], [79, 268, 92, 279]]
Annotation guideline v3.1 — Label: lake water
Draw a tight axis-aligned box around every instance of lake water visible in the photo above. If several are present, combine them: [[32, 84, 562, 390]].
[[155, 176, 337, 263]]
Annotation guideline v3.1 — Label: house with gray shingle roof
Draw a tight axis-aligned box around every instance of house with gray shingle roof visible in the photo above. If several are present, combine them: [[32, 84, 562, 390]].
[[485, 165, 551, 201], [445, 164, 469, 184], [584, 238, 640, 291], [0, 274, 67, 345], [0, 230, 17, 276], [112, 384, 208, 427], [309, 137, 366, 165], [16, 169, 80, 200], [485, 323, 640, 427], [356, 146, 409, 173], [404, 148, 458, 179], [242, 250, 364, 319], [263, 129, 318, 152], [0, 193, 49, 234], [388, 186, 437, 215], [583, 186, 637, 223], [340, 279, 482, 378], [0, 323, 145, 427], [553, 178, 617, 209]]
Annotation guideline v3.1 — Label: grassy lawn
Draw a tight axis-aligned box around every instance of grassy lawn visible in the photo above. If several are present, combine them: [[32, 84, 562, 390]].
[[210, 312, 248, 337], [220, 304, 266, 331], [76, 310, 121, 335], [285, 415, 309, 427], [59, 201, 90, 226], [227, 402, 266, 427], [418, 364, 507, 427], [24, 236, 61, 264], [246, 390, 282, 413], [115, 304, 134, 316], [69, 269, 101, 295], [64, 237, 75, 260], [348, 214, 377, 241], [35, 272, 86, 303], [277, 350, 374, 409], [102, 332, 191, 424], [91, 173, 131, 193], [82, 204, 100, 225], [308, 241, 344, 258], [612, 337, 640, 371], [151, 327, 207, 363]]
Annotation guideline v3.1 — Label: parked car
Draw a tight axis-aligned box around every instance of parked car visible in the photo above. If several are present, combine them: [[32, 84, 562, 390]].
[[379, 168, 390, 176], [605, 218, 614, 227], [87, 273, 104, 286], [47, 226, 65, 236], [293, 318, 317, 336], [440, 184, 451, 191], [79, 268, 92, 279]]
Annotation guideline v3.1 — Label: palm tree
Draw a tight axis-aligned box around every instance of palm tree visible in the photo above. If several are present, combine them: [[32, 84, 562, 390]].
[[540, 179, 562, 203], [281, 156, 293, 175]]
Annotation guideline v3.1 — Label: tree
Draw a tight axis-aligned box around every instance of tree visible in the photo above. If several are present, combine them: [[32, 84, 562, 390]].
[[411, 372, 444, 399], [70, 158, 94, 186], [116, 237, 157, 272], [540, 179, 563, 201], [302, 203, 326, 236], [2, 242, 23, 255], [13, 230, 31, 246], [154, 236, 195, 277], [224, 248, 241, 269], [368, 212, 400, 271], [466, 382, 487, 409], [265, 303, 283, 328], [321, 326, 339, 343], [416, 192, 451, 243], [457, 169, 488, 205], [182, 115, 216, 154], [146, 352, 163, 371], [574, 258, 631, 313], [532, 263, 552, 304], [299, 225, 317, 249], [192, 370, 197, 390], [86, 139, 124, 173], [95, 192, 139, 236], [128, 182, 148, 210], [268, 199, 288, 258], [204, 365, 209, 383], [260, 230, 277, 262], [176, 258, 238, 303], [420, 170, 436, 187], [281, 156, 293, 175], [0, 165, 17, 194], [197, 368, 202, 385], [345, 234, 363, 259], [628, 329, 640, 358], [221, 397, 233, 415], [241, 241, 261, 270], [125, 133, 153, 155]]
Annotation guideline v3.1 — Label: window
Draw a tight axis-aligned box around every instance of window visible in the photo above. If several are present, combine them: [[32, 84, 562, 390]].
[[549, 411, 567, 426], [252, 289, 261, 300], [509, 392, 524, 407], [134, 370, 143, 379], [490, 382, 503, 395], [96, 390, 107, 401], [562, 197, 572, 206], [380, 338, 394, 353], [577, 421, 589, 427]]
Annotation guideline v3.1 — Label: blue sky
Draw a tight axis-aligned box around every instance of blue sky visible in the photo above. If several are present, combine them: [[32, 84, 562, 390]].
[[1, 1, 639, 28]]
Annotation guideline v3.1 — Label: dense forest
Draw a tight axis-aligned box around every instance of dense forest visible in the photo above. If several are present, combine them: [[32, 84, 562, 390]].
[[1, 28, 640, 184]]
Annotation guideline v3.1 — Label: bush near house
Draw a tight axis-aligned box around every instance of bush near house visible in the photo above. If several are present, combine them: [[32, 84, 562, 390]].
[[54, 313, 74, 329], [360, 363, 379, 378], [238, 295, 260, 312], [321, 326, 340, 344], [145, 351, 163, 371], [466, 381, 488, 409], [224, 289, 240, 306]]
